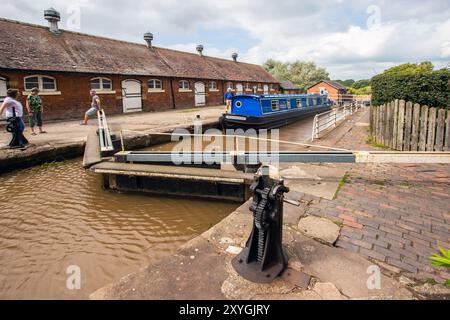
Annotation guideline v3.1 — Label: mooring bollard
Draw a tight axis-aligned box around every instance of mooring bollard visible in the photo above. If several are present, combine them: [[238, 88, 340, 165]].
[[232, 166, 290, 283], [6, 107, 28, 149]]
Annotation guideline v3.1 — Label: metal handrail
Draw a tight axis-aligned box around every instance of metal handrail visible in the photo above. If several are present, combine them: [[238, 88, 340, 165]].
[[97, 110, 114, 153], [311, 102, 362, 141]]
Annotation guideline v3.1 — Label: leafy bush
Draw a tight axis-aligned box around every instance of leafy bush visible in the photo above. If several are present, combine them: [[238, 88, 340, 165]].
[[429, 247, 450, 268], [371, 66, 450, 109], [429, 247, 450, 287]]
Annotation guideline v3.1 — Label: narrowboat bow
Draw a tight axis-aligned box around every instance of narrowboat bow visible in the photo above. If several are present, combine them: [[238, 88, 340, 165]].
[[220, 94, 332, 130]]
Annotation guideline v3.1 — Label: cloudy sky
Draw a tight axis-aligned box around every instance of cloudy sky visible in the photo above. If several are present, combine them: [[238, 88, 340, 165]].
[[1, 0, 449, 79]]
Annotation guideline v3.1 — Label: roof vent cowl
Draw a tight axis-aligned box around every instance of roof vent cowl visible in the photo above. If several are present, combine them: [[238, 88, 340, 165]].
[[144, 32, 153, 48], [196, 45, 204, 56], [44, 7, 61, 34], [232, 52, 238, 62]]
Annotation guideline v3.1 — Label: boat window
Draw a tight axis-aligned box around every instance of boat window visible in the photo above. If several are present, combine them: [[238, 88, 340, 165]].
[[271, 100, 279, 111], [287, 100, 291, 109], [235, 101, 242, 108], [309, 98, 315, 106], [296, 99, 302, 108]]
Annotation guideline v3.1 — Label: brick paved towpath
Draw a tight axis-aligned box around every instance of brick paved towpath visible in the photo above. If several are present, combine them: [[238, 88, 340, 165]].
[[307, 108, 450, 283]]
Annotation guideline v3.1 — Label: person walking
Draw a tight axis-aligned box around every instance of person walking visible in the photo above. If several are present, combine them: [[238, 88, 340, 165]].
[[224, 88, 234, 113], [0, 88, 27, 144], [81, 90, 102, 125], [26, 87, 46, 135]]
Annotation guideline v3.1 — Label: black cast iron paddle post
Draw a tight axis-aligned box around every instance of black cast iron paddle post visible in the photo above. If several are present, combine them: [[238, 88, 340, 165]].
[[6, 107, 28, 149], [232, 166, 289, 283]]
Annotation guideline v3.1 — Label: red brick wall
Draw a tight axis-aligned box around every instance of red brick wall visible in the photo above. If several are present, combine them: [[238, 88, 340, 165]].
[[0, 69, 280, 121]]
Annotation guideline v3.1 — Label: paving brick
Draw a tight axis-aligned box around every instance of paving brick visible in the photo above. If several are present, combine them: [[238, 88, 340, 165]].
[[339, 228, 363, 240], [372, 245, 401, 260], [348, 238, 373, 250], [385, 231, 411, 247], [335, 239, 360, 253], [359, 248, 386, 262], [363, 235, 389, 249], [356, 217, 380, 229], [380, 225, 406, 237], [342, 220, 363, 229], [403, 233, 432, 247], [387, 258, 418, 274], [338, 213, 356, 222]]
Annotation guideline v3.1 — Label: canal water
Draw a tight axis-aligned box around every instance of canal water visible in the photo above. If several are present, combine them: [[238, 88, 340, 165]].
[[0, 116, 315, 299], [0, 159, 237, 299]]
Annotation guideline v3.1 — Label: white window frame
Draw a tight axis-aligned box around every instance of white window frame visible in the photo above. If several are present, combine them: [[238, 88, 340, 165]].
[[90, 77, 113, 93], [209, 81, 218, 91], [179, 80, 191, 91], [245, 83, 252, 91], [271, 100, 279, 111], [148, 79, 164, 92], [24, 75, 58, 92], [257, 83, 263, 91], [270, 84, 275, 91], [226, 82, 234, 90]]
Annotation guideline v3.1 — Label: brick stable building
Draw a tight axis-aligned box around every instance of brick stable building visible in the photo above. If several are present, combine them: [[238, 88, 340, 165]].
[[307, 80, 349, 105], [0, 9, 279, 121]]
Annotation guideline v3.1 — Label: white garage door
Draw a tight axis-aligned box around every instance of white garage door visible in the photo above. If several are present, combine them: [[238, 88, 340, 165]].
[[194, 82, 206, 107], [121, 79, 143, 113], [0, 78, 6, 103]]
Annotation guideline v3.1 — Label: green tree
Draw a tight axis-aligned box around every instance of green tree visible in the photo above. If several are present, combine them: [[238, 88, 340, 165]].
[[383, 61, 434, 76], [263, 59, 330, 92], [352, 79, 371, 89]]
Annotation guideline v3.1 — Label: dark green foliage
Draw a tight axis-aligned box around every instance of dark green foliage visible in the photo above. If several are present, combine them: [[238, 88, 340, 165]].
[[371, 65, 450, 109]]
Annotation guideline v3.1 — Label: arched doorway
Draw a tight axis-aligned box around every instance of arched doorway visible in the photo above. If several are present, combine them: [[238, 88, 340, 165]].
[[194, 82, 206, 107], [0, 77, 7, 103], [121, 79, 142, 113]]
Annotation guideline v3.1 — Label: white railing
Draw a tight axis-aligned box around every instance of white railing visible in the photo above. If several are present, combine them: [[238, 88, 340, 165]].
[[311, 102, 362, 141], [97, 110, 114, 153]]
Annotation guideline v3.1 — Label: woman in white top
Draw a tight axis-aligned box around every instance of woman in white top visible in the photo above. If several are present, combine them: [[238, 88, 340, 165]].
[[0, 88, 26, 134]]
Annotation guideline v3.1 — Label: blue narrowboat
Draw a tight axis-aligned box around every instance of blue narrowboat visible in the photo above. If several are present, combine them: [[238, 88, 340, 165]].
[[220, 94, 331, 130]]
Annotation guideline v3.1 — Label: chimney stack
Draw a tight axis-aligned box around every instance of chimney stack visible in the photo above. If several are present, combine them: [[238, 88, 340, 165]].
[[44, 7, 61, 34], [232, 52, 238, 62], [196, 45, 204, 56], [144, 32, 154, 47]]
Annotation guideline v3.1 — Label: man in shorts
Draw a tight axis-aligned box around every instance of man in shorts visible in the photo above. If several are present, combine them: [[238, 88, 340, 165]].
[[81, 90, 102, 125]]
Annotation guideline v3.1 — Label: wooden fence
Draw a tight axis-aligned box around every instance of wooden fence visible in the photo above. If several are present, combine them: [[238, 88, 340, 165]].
[[370, 100, 450, 151]]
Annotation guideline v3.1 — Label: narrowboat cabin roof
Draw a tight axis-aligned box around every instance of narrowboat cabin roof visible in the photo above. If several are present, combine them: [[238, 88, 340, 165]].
[[230, 94, 330, 118]]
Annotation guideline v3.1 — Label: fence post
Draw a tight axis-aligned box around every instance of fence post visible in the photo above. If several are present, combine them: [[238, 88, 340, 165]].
[[386, 102, 392, 148], [397, 100, 405, 151], [376, 105, 381, 143], [445, 110, 450, 151], [404, 102, 413, 151], [426, 107, 437, 151], [418, 105, 429, 151], [410, 103, 421, 151], [435, 109, 446, 151], [392, 100, 399, 150]]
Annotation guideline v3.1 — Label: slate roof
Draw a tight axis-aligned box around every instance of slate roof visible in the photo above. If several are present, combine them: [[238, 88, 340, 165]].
[[308, 80, 348, 90], [0, 18, 278, 83], [279, 80, 300, 90]]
